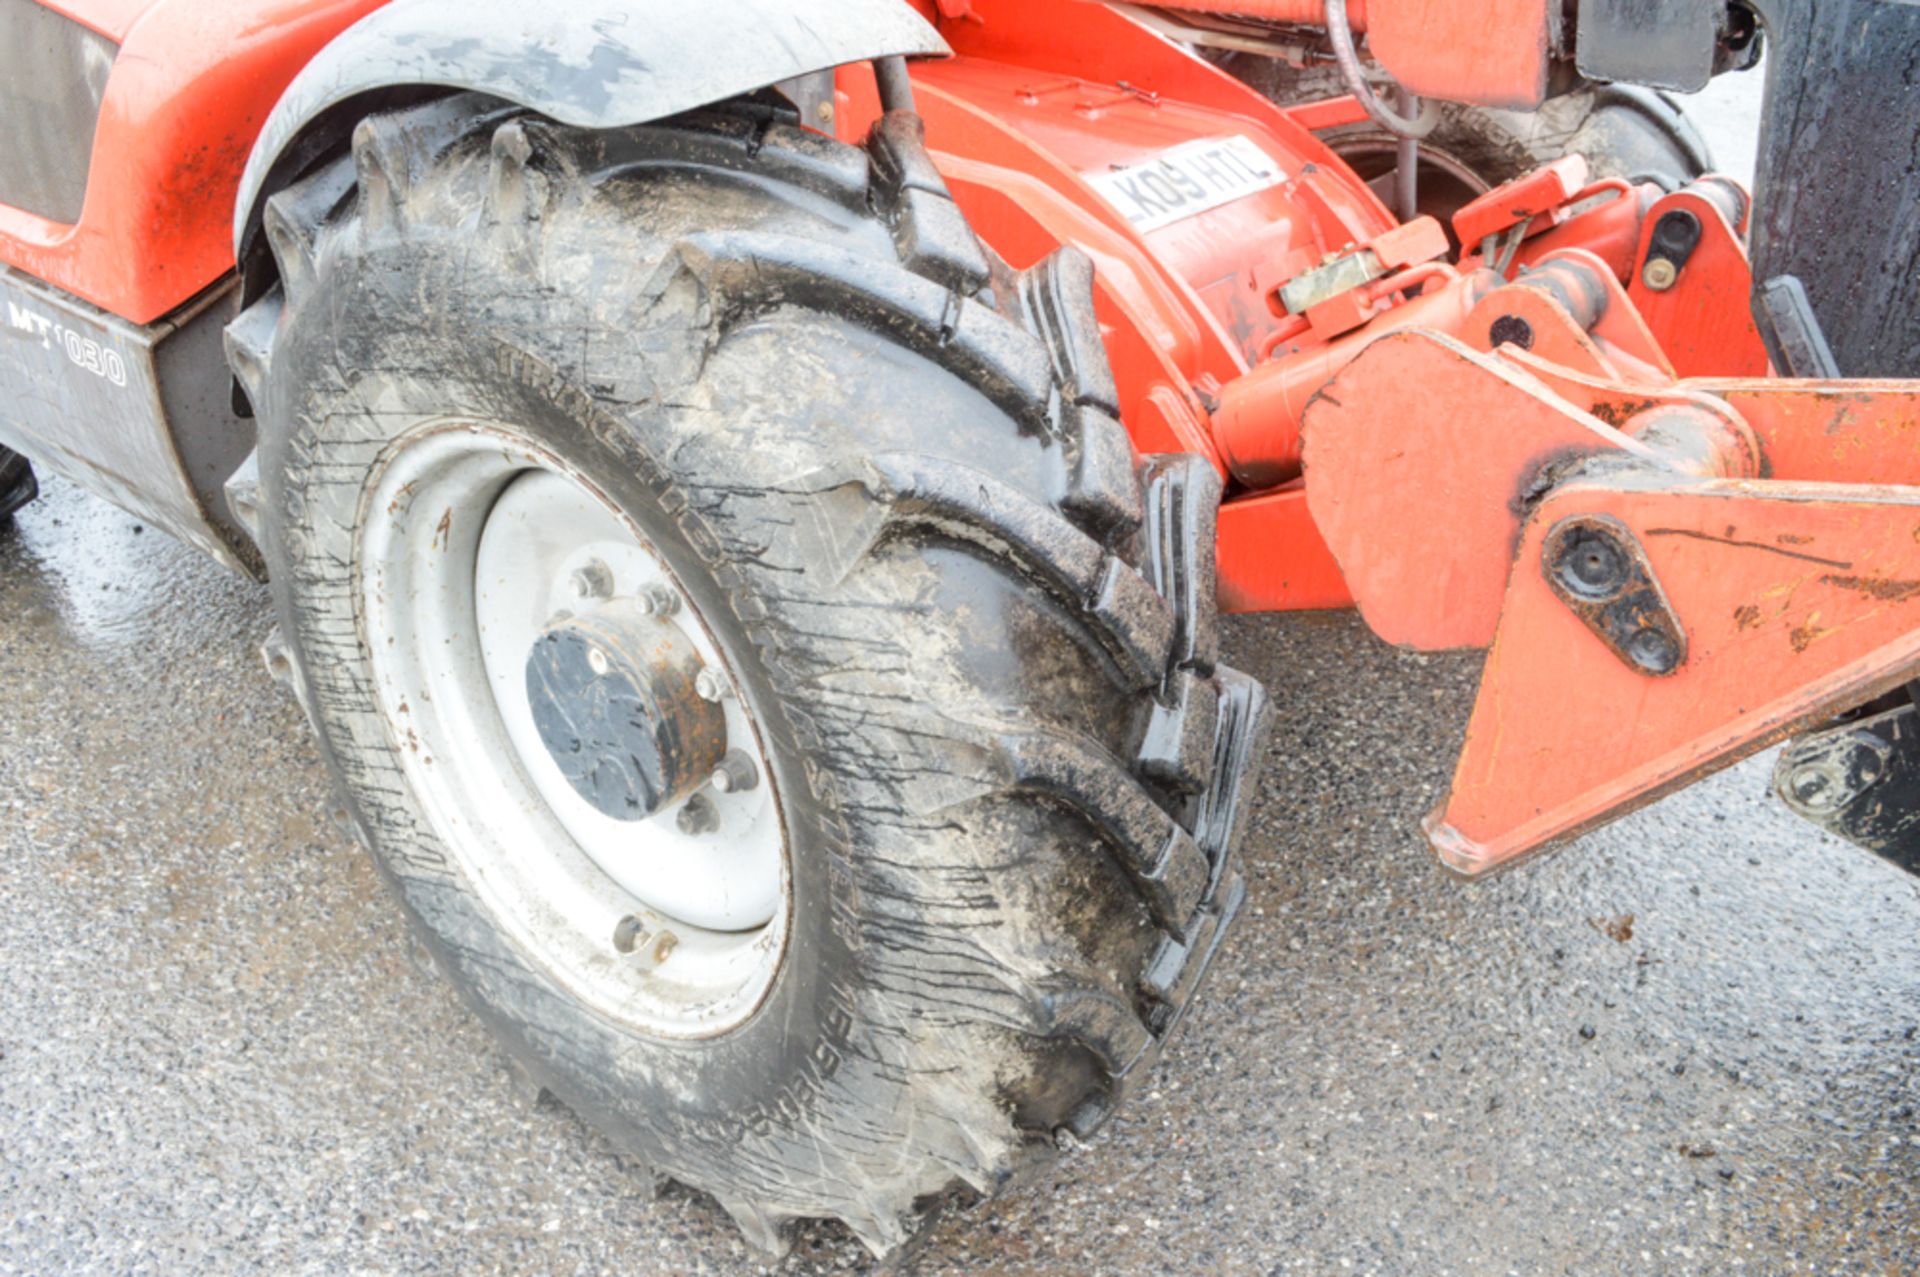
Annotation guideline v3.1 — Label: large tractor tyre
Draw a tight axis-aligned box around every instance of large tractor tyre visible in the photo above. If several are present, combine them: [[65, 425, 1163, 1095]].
[[0, 446, 36, 527], [227, 93, 1266, 1257], [1217, 52, 1712, 223]]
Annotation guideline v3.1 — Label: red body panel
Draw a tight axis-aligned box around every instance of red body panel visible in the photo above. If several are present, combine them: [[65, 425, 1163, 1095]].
[[856, 0, 1396, 464], [1364, 0, 1551, 109], [0, 0, 385, 324]]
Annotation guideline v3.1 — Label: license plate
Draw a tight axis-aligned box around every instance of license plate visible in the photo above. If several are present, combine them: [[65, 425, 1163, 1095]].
[[1084, 135, 1287, 234]]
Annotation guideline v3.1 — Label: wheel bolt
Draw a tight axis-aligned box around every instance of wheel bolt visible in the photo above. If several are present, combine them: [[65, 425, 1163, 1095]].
[[694, 668, 732, 703], [676, 792, 720, 835], [569, 559, 614, 602], [711, 750, 759, 794], [636, 584, 681, 617]]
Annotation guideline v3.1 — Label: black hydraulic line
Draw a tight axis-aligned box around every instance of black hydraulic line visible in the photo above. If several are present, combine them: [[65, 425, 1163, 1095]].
[[874, 55, 917, 115], [1324, 0, 1436, 139]]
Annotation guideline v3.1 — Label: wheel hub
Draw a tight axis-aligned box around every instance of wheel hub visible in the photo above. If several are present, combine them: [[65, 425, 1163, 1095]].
[[356, 424, 789, 1038], [525, 603, 727, 821]]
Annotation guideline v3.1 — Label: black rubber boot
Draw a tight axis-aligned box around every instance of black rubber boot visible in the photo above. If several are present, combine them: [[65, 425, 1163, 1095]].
[[0, 446, 36, 525]]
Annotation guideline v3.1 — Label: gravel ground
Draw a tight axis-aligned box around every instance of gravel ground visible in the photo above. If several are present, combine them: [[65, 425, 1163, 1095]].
[[6, 64, 1918, 1277]]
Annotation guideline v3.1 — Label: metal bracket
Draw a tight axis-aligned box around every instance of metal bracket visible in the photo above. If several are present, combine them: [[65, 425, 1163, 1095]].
[[1542, 515, 1686, 676], [1776, 698, 1920, 877]]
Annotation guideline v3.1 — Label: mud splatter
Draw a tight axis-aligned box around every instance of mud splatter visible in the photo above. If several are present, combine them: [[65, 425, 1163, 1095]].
[[1819, 573, 1920, 603]]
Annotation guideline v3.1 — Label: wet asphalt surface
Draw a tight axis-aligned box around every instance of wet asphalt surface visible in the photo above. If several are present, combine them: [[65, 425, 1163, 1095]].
[[6, 72, 1918, 1277]]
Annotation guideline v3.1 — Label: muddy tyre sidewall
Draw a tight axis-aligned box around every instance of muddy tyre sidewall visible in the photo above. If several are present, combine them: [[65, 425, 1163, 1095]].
[[255, 253, 897, 1181], [239, 95, 1266, 1252]]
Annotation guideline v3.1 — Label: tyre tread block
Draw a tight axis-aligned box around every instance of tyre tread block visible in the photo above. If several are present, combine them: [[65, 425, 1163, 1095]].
[[867, 111, 992, 294], [1061, 404, 1145, 540], [668, 230, 1052, 435], [1140, 454, 1223, 676], [1019, 248, 1121, 416], [1190, 666, 1271, 882], [1137, 668, 1222, 794], [992, 729, 1210, 938]]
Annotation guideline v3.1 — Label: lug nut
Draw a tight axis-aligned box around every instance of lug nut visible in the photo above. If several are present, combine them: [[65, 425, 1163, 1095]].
[[652, 931, 679, 964], [694, 668, 732, 703], [636, 584, 681, 617], [710, 750, 759, 794], [569, 559, 615, 602], [676, 792, 720, 835]]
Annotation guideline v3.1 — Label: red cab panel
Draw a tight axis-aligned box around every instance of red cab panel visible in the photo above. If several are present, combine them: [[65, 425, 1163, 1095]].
[[0, 0, 387, 324]]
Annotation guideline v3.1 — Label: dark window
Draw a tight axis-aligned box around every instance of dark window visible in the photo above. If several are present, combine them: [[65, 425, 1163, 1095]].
[[0, 0, 118, 225]]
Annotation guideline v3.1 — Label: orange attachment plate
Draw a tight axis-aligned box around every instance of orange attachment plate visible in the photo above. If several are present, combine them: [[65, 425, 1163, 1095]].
[[1434, 474, 1920, 874], [1626, 188, 1773, 379], [1303, 331, 1657, 649]]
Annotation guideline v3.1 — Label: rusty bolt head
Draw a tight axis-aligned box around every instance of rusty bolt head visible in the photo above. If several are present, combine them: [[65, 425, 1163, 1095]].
[[710, 750, 759, 794], [1642, 257, 1679, 292], [636, 584, 681, 617]]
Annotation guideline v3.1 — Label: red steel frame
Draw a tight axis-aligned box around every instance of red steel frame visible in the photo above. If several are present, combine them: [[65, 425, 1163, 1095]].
[[873, 0, 1920, 874], [9, 0, 1920, 874]]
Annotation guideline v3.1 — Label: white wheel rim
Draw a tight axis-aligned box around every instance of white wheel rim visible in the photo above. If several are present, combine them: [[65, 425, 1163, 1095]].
[[355, 422, 789, 1038]]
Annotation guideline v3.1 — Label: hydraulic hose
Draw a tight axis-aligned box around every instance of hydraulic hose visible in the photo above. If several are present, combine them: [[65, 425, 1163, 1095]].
[[1322, 0, 1436, 139]]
